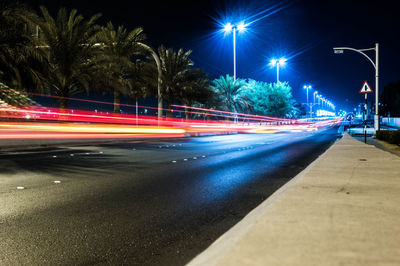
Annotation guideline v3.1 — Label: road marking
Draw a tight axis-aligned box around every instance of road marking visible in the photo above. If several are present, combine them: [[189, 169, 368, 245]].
[[53, 180, 61, 184], [70, 154, 74, 156], [172, 160, 177, 163], [16, 186, 25, 190], [202, 155, 206, 158], [184, 159, 188, 161], [193, 157, 197, 159], [52, 155, 57, 158]]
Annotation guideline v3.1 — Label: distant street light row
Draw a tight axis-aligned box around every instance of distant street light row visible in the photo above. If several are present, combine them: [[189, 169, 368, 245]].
[[303, 84, 335, 117]]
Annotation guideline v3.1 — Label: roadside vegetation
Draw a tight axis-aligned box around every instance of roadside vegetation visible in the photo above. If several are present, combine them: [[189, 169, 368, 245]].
[[376, 130, 400, 145], [0, 3, 299, 118]]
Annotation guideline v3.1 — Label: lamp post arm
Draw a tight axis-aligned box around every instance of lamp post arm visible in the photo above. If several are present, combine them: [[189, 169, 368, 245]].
[[334, 47, 376, 69], [138, 43, 163, 118]]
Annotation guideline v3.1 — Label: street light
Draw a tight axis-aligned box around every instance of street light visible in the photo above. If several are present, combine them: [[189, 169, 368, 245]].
[[303, 85, 311, 106], [333, 43, 379, 131], [223, 21, 247, 80], [269, 58, 286, 83], [303, 85, 312, 117], [313, 91, 318, 105]]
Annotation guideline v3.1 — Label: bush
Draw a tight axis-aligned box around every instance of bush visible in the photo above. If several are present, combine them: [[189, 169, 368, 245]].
[[376, 130, 400, 144]]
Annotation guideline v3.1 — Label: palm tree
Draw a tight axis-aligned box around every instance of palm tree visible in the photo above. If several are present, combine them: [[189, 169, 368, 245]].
[[95, 22, 146, 113], [179, 68, 212, 119], [0, 3, 49, 94], [211, 75, 251, 113], [158, 46, 193, 117], [36, 7, 101, 109]]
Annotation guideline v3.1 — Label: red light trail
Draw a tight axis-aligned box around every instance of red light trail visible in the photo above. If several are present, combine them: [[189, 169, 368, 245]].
[[0, 91, 343, 140]]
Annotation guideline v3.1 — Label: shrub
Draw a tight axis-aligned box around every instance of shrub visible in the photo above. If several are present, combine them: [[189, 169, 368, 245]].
[[376, 130, 400, 144]]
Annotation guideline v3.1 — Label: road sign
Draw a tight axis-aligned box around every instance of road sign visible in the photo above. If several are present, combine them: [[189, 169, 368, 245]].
[[346, 113, 355, 122], [359, 80, 373, 94]]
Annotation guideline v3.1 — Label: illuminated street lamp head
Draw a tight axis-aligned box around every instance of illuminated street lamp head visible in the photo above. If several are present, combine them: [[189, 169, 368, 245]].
[[278, 58, 286, 66], [270, 58, 286, 67], [223, 22, 233, 33], [303, 85, 312, 89], [223, 21, 247, 34], [237, 21, 246, 32]]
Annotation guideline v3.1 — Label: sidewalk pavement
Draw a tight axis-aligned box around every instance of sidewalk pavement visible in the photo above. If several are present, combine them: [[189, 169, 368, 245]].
[[188, 133, 400, 266]]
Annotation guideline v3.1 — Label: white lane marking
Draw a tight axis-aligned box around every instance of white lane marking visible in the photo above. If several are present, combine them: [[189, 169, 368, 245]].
[[53, 181, 61, 184], [184, 159, 188, 161], [17, 186, 25, 190], [202, 155, 206, 158], [172, 160, 177, 163], [70, 154, 74, 156], [99, 151, 103, 154], [193, 157, 197, 159]]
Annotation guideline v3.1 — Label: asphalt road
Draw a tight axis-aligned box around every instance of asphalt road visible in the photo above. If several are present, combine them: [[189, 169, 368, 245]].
[[0, 127, 341, 265]]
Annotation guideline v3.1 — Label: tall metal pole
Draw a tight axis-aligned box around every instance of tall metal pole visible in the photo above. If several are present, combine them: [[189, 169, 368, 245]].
[[277, 62, 280, 83], [306, 87, 309, 117], [375, 43, 380, 131], [364, 93, 367, 143], [333, 45, 380, 132], [233, 28, 236, 81]]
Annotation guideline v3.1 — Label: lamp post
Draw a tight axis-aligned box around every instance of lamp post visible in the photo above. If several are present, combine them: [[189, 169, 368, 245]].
[[303, 85, 312, 117], [313, 91, 318, 105], [333, 43, 379, 131], [269, 58, 286, 83], [223, 22, 246, 81]]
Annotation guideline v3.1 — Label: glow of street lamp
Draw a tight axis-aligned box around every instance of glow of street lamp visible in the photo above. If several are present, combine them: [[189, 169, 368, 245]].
[[223, 22, 233, 33], [269, 58, 286, 67], [237, 21, 246, 32]]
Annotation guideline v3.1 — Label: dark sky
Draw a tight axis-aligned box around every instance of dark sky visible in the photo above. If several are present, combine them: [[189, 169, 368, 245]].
[[20, 0, 400, 112]]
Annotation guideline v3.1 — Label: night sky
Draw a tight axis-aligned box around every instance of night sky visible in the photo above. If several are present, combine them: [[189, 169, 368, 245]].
[[19, 0, 400, 112]]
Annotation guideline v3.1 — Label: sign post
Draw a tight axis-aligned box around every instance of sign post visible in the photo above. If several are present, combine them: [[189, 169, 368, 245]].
[[359, 80, 373, 143]]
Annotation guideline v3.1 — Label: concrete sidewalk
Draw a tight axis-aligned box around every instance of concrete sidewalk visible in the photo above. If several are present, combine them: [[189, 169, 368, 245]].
[[188, 134, 400, 266]]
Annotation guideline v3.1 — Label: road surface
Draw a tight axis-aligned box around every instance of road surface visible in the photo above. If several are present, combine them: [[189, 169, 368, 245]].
[[0, 127, 340, 265]]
